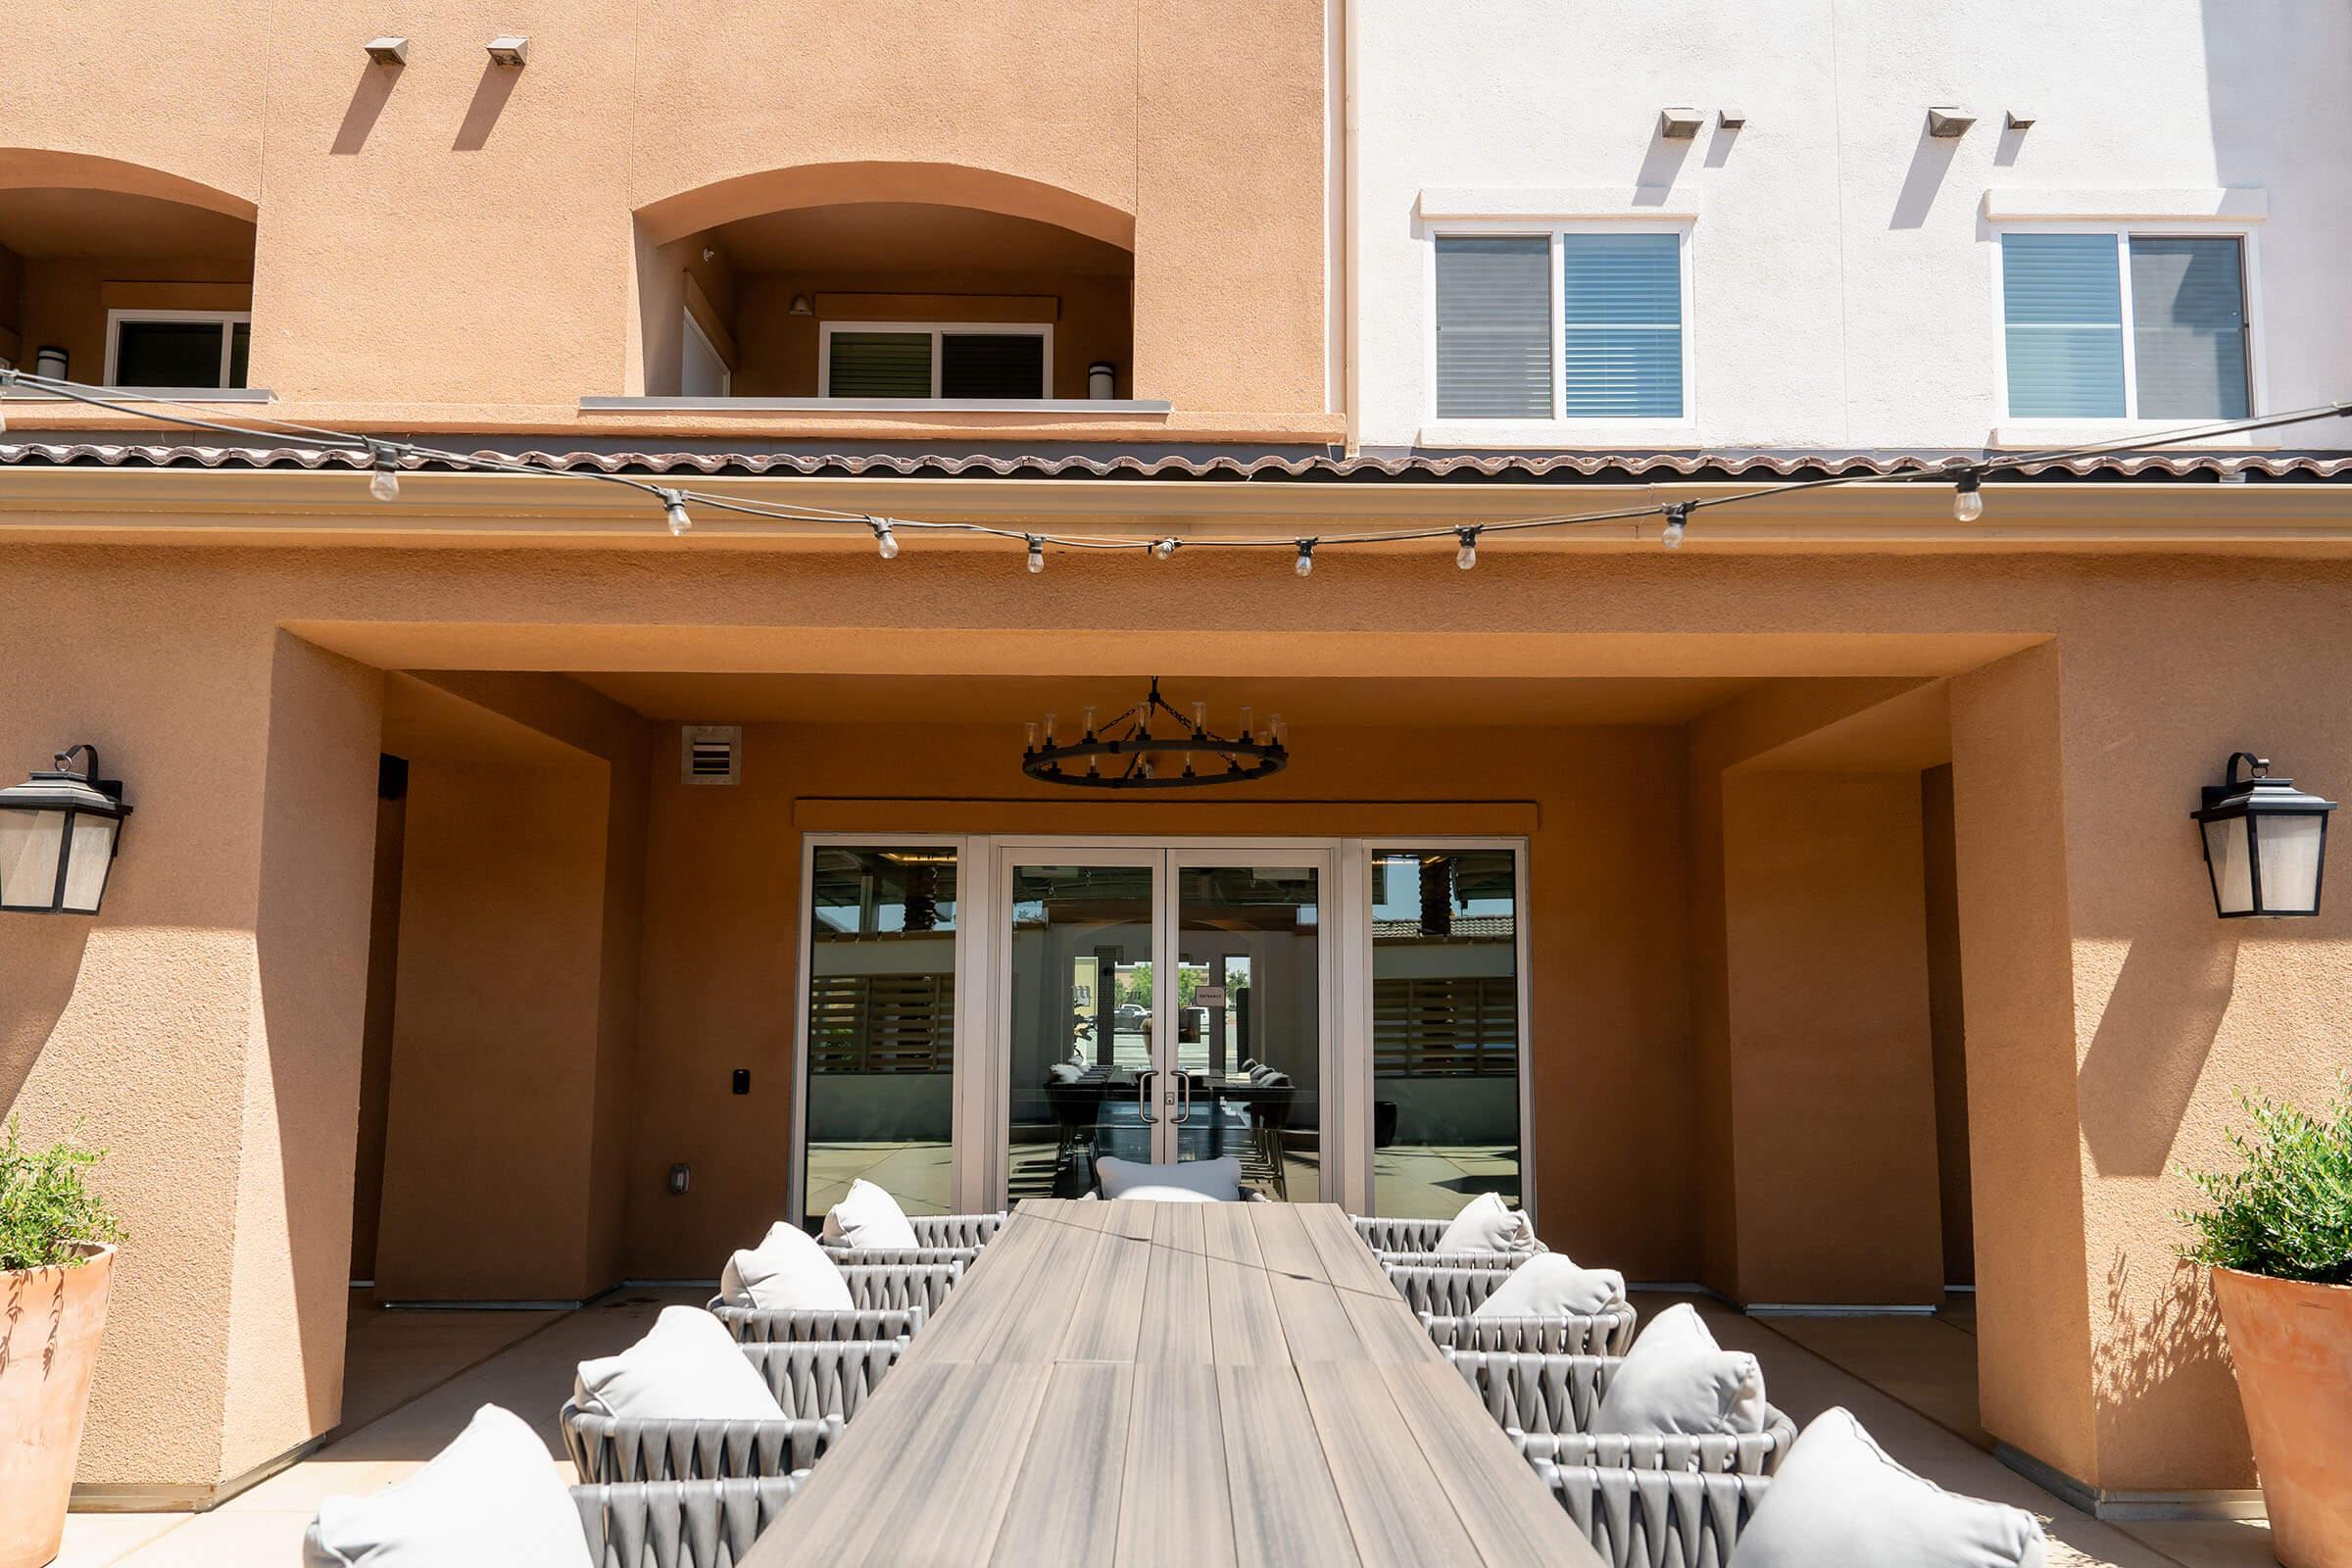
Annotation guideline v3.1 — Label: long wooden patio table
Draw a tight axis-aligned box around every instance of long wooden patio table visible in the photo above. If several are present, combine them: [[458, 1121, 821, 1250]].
[[749, 1199, 1606, 1567]]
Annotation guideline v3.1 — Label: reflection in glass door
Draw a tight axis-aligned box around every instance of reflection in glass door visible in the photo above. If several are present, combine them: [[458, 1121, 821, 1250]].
[[1003, 856, 1160, 1200], [998, 847, 1328, 1202], [1174, 860, 1321, 1201]]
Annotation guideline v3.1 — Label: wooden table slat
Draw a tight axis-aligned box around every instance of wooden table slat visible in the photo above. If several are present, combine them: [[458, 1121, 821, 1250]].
[[1200, 1203, 1291, 1367], [1058, 1199, 1158, 1363], [1248, 1200, 1370, 1363], [1135, 1201, 1214, 1364], [1116, 1364, 1241, 1568], [990, 1363, 1135, 1566], [1217, 1366, 1361, 1568], [1294, 1205, 1446, 1366], [1380, 1359, 1608, 1567], [1296, 1360, 1487, 1568]]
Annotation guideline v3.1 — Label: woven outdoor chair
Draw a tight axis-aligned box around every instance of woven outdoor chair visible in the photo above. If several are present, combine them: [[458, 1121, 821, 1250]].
[[561, 1409, 841, 1485], [573, 1476, 807, 1568], [560, 1338, 904, 1482], [818, 1210, 1008, 1268], [708, 1260, 963, 1344], [1385, 1262, 1639, 1355], [1445, 1349, 1796, 1475], [1533, 1462, 1767, 1568], [1348, 1213, 1536, 1271]]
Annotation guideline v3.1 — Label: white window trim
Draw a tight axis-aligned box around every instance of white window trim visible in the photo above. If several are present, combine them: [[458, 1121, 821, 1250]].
[[817, 320, 1054, 400], [679, 309, 731, 397], [1988, 221, 2267, 447], [103, 309, 250, 389], [1420, 218, 1696, 449]]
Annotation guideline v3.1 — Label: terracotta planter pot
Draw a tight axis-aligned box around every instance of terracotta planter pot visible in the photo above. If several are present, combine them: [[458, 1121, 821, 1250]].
[[2212, 1265, 2352, 1568], [0, 1244, 115, 1568]]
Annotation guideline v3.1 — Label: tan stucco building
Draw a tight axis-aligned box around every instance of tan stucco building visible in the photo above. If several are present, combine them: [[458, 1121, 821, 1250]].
[[3, 0, 2347, 1528]]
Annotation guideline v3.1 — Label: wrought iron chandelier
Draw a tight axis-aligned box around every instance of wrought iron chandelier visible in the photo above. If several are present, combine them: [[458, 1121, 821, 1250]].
[[1022, 678, 1287, 789]]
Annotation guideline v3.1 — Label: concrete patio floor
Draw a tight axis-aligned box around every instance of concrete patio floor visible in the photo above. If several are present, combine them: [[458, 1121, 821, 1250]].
[[55, 1284, 2276, 1567]]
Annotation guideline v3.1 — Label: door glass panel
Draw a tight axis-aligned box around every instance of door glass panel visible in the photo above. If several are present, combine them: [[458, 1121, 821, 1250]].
[[1006, 861, 1156, 1199], [1371, 850, 1523, 1218], [802, 847, 957, 1226], [1177, 865, 1320, 1200]]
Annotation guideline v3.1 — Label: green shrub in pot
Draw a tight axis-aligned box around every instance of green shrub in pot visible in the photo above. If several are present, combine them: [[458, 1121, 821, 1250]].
[[0, 1117, 123, 1272], [2177, 1079, 2352, 1286]]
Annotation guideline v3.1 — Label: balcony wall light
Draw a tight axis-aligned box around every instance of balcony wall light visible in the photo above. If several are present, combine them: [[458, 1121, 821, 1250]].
[[486, 35, 529, 67], [364, 36, 409, 67]]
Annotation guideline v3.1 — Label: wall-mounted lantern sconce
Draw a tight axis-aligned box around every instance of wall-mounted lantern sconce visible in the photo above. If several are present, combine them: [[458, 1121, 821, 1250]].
[[2193, 753, 2336, 918], [364, 36, 409, 67], [1926, 106, 1977, 138], [0, 745, 132, 915], [1658, 107, 1705, 140], [486, 34, 529, 68]]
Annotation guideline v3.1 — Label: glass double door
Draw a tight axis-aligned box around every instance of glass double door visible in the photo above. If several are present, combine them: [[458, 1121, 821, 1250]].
[[1000, 845, 1328, 1203]]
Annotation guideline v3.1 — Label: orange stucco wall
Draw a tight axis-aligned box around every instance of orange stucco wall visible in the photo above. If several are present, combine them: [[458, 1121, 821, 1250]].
[[2, 538, 2349, 1499], [0, 1, 1330, 436]]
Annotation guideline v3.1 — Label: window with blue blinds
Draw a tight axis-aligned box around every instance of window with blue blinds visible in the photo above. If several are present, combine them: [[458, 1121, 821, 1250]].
[[2001, 232, 2250, 419], [1559, 234, 1684, 417], [1434, 237, 1552, 418], [2001, 234, 2126, 418]]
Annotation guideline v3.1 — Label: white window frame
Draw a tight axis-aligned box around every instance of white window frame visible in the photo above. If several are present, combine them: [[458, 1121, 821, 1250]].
[[103, 309, 250, 389], [679, 309, 731, 398], [1421, 220, 1696, 448], [816, 320, 1054, 400], [1988, 223, 2266, 442]]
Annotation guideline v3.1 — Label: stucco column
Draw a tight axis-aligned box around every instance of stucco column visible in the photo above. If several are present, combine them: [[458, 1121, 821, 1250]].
[[1719, 768, 1945, 1307], [0, 621, 381, 1502], [1953, 630, 2352, 1500]]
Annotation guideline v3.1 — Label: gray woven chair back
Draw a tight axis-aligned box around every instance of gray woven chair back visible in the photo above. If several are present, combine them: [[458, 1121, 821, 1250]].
[[1350, 1214, 1449, 1252], [840, 1260, 962, 1311], [741, 1337, 904, 1420], [1378, 1250, 1521, 1271], [559, 1408, 842, 1484], [707, 1302, 924, 1344], [573, 1476, 805, 1568], [1534, 1462, 1767, 1568], [1388, 1263, 1639, 1355], [818, 1210, 1007, 1267], [1447, 1350, 1794, 1475], [1385, 1263, 1513, 1315]]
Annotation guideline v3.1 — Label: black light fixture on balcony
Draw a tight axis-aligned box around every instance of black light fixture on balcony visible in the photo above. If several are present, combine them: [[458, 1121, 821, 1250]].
[[0, 745, 133, 914], [2192, 753, 2336, 918]]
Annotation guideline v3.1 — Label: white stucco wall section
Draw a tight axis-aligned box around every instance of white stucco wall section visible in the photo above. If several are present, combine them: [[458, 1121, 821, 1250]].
[[1349, 0, 2352, 453]]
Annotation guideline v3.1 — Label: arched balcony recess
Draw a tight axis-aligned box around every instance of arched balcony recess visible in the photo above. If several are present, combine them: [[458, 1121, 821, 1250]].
[[0, 150, 261, 395], [626, 162, 1145, 407]]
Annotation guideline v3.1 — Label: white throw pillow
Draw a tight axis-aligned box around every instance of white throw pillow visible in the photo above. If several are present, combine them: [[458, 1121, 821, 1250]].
[[309, 1403, 589, 1567], [820, 1179, 921, 1250], [1097, 1154, 1243, 1201], [719, 1221, 855, 1311], [1471, 1252, 1626, 1318], [1728, 1407, 2048, 1567], [1592, 1302, 1768, 1438], [572, 1305, 786, 1422], [1435, 1192, 1544, 1255]]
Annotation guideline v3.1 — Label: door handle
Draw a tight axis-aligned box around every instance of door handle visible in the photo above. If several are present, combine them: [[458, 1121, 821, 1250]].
[[1137, 1067, 1160, 1125], [1173, 1071, 1193, 1124]]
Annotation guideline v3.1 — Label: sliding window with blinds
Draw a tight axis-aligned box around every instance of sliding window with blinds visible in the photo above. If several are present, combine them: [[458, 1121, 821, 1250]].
[[823, 324, 1050, 399], [2000, 232, 2250, 420], [1434, 230, 1687, 420]]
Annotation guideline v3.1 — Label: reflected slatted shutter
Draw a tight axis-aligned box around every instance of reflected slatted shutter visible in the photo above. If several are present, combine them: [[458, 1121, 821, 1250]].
[[1434, 236, 1551, 418], [2002, 234, 2127, 417], [940, 333, 1046, 398], [827, 331, 932, 397], [2130, 237, 2249, 419], [1559, 234, 1684, 417]]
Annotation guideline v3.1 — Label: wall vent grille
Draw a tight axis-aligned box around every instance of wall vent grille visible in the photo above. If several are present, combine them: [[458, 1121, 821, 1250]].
[[682, 724, 742, 785]]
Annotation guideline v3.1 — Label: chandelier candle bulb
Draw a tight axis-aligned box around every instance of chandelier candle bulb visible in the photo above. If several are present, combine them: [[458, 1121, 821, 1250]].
[[1043, 712, 1056, 743], [1193, 702, 1206, 733]]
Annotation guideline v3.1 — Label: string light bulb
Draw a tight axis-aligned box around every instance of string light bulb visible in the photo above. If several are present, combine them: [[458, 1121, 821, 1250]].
[[660, 489, 691, 536], [368, 444, 401, 502], [1026, 536, 1045, 574], [1951, 469, 1984, 523], [1660, 503, 1689, 550], [1294, 540, 1316, 577], [1455, 527, 1479, 570], [1152, 537, 1179, 560], [874, 522, 900, 560]]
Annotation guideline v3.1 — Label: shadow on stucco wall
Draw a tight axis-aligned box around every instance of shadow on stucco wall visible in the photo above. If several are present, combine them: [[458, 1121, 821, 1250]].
[[0, 925, 91, 1124], [2092, 1248, 2242, 1477], [2077, 934, 2239, 1177]]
